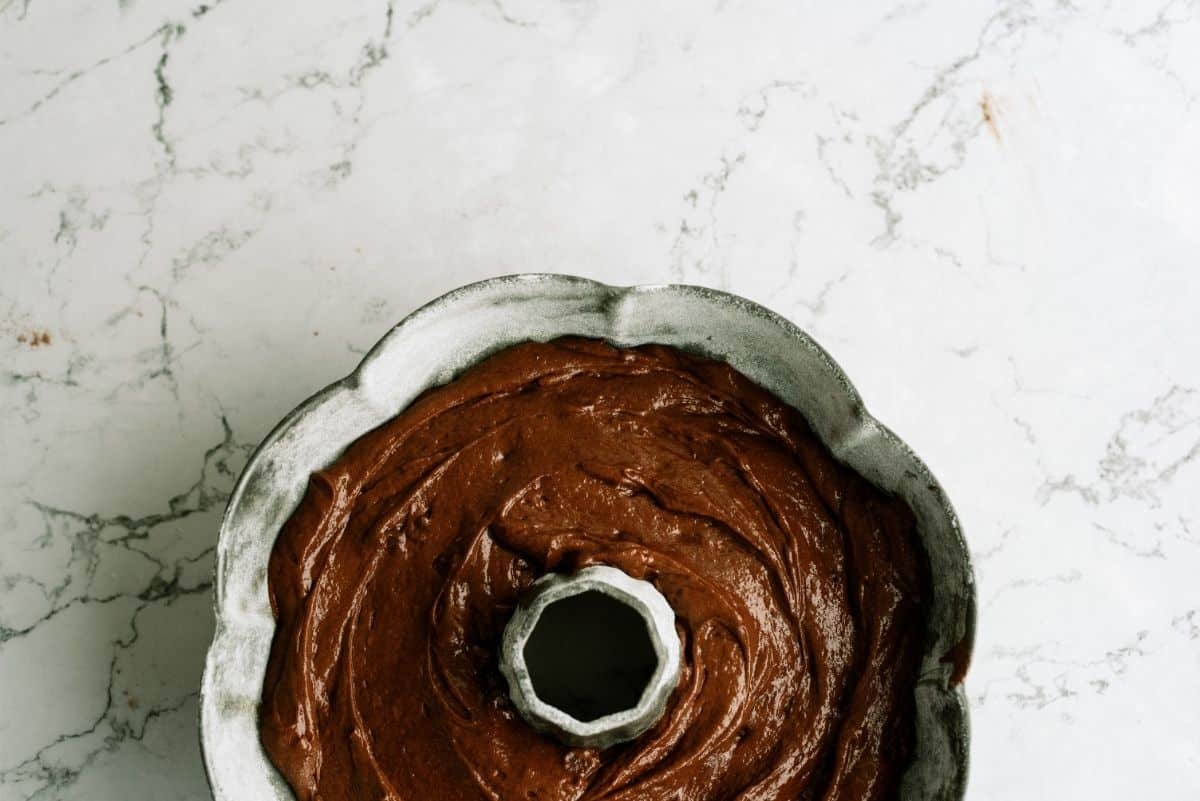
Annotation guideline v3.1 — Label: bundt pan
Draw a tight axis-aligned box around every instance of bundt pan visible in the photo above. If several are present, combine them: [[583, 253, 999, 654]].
[[200, 274, 976, 800]]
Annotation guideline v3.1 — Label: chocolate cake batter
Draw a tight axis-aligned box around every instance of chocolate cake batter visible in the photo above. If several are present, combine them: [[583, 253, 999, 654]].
[[261, 338, 929, 801]]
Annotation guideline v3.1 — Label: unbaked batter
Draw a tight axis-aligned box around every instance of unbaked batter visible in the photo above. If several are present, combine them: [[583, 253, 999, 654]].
[[261, 338, 928, 801]]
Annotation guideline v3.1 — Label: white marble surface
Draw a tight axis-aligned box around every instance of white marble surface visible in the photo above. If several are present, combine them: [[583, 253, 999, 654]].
[[1, 0, 1198, 798]]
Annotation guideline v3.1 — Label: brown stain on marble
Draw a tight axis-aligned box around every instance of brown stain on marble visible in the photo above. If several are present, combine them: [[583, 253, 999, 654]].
[[16, 329, 52, 347], [981, 91, 1002, 143]]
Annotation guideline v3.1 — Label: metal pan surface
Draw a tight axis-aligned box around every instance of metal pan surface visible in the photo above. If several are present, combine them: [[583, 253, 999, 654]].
[[200, 274, 975, 801]]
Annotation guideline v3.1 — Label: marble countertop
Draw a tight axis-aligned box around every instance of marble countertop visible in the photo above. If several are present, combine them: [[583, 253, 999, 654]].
[[2, 1, 1198, 799]]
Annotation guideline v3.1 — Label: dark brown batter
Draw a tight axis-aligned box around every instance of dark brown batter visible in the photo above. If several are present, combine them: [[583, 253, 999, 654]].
[[261, 338, 929, 801]]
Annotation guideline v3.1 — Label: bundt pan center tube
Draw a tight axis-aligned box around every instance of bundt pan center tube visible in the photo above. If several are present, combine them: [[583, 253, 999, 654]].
[[201, 274, 975, 801], [500, 565, 683, 750]]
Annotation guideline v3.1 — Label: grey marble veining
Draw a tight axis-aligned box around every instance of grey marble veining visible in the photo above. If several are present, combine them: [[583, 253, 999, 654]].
[[2, 0, 1199, 799]]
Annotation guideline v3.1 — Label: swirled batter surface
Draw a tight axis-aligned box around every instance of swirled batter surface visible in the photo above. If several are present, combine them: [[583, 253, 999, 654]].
[[261, 338, 928, 801]]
